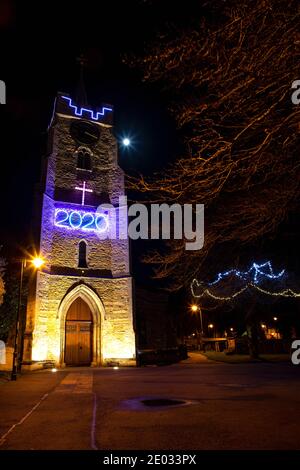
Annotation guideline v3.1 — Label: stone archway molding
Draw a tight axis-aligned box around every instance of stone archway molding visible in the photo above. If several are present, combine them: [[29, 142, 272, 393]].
[[57, 283, 106, 367]]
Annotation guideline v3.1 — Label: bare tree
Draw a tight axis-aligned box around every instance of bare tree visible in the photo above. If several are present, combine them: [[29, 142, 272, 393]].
[[191, 261, 298, 357], [127, 0, 300, 290]]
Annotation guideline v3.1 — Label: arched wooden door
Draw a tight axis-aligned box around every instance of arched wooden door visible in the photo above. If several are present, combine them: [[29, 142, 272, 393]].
[[65, 298, 93, 366]]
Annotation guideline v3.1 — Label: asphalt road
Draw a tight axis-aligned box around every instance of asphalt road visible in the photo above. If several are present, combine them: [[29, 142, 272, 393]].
[[0, 357, 300, 450]]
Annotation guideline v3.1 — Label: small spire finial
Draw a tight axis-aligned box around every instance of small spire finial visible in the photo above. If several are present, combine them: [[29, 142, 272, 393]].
[[76, 53, 88, 107]]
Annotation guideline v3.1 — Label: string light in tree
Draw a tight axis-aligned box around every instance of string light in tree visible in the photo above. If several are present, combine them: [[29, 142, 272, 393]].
[[191, 260, 299, 300], [208, 261, 285, 286], [191, 283, 248, 301], [252, 284, 300, 298], [191, 281, 300, 301]]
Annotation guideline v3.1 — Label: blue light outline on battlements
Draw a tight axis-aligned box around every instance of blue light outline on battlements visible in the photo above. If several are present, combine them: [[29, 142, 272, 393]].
[[61, 96, 113, 121]]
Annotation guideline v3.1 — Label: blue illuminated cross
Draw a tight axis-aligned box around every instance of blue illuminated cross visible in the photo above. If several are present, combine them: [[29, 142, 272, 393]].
[[75, 181, 93, 205]]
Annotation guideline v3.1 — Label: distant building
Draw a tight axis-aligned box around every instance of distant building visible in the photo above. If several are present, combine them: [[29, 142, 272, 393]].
[[135, 287, 177, 350]]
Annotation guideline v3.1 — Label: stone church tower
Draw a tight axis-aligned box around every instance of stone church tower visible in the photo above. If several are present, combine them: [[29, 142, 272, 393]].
[[23, 93, 136, 367]]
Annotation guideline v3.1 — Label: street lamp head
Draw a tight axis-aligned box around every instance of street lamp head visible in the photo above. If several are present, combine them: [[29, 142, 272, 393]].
[[31, 257, 45, 269], [273, 317, 278, 321], [208, 323, 214, 329], [191, 304, 198, 312]]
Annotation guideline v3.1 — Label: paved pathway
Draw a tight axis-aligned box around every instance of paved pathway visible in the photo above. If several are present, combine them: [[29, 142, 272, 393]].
[[0, 362, 300, 450], [179, 351, 212, 364]]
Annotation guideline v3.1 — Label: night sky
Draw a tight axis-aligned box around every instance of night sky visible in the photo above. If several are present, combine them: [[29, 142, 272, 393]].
[[0, 0, 299, 345], [0, 0, 298, 279], [0, 0, 206, 246]]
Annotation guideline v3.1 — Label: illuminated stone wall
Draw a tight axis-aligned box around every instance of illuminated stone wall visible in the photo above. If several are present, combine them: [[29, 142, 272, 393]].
[[31, 272, 136, 365], [42, 114, 130, 275], [24, 94, 136, 367]]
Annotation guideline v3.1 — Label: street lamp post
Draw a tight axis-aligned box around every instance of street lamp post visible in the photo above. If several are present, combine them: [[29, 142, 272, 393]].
[[208, 323, 217, 350], [198, 307, 203, 336], [191, 304, 204, 350], [11, 259, 25, 381], [11, 256, 45, 381], [273, 316, 279, 339]]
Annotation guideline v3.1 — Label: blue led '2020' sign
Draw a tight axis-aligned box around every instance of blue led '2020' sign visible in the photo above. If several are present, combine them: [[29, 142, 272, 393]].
[[54, 208, 108, 233]]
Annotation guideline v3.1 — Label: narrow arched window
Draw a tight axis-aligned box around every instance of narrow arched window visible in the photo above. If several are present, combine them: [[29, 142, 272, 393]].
[[76, 147, 92, 171], [78, 241, 88, 268]]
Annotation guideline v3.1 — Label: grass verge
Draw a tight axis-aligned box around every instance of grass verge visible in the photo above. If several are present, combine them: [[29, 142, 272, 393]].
[[202, 351, 290, 363]]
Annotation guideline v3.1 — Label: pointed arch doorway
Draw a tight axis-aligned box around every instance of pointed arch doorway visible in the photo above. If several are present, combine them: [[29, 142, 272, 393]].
[[58, 284, 105, 367], [65, 298, 93, 366]]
